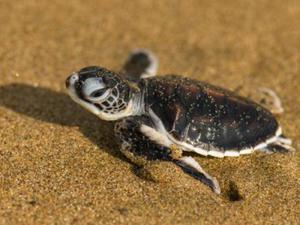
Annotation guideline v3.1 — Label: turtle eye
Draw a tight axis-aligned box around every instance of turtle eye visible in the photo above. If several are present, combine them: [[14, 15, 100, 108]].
[[90, 88, 107, 98], [82, 77, 106, 97], [85, 87, 111, 103]]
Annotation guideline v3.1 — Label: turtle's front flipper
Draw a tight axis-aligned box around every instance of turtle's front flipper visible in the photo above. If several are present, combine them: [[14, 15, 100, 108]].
[[121, 49, 158, 82], [174, 156, 221, 194], [114, 116, 172, 165], [115, 116, 220, 194]]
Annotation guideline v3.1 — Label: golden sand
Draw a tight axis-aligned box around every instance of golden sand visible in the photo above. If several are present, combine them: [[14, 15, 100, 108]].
[[0, 0, 299, 224]]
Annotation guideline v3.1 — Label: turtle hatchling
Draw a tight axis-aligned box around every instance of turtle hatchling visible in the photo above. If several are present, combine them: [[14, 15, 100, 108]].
[[66, 49, 294, 194]]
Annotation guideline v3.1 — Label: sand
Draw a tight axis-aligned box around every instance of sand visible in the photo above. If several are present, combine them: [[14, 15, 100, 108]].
[[0, 0, 299, 224]]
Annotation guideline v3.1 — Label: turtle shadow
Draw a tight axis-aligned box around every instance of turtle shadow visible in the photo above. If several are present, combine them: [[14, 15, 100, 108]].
[[0, 83, 126, 161]]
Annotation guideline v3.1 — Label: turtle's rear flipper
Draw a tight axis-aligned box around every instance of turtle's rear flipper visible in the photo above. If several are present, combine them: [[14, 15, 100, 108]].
[[175, 156, 221, 194], [260, 135, 295, 154], [121, 49, 158, 82], [233, 86, 284, 115], [256, 87, 284, 115]]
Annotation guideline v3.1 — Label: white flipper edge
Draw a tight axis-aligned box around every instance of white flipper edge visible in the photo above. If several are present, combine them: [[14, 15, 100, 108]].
[[176, 156, 221, 194]]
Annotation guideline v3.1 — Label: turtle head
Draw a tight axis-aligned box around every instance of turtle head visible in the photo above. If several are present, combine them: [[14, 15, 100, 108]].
[[66, 66, 138, 120]]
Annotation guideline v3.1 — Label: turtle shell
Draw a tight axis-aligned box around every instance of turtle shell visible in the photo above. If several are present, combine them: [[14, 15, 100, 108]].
[[140, 75, 279, 152]]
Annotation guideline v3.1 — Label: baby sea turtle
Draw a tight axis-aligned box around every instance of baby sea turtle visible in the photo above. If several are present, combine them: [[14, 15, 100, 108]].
[[66, 49, 293, 194]]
